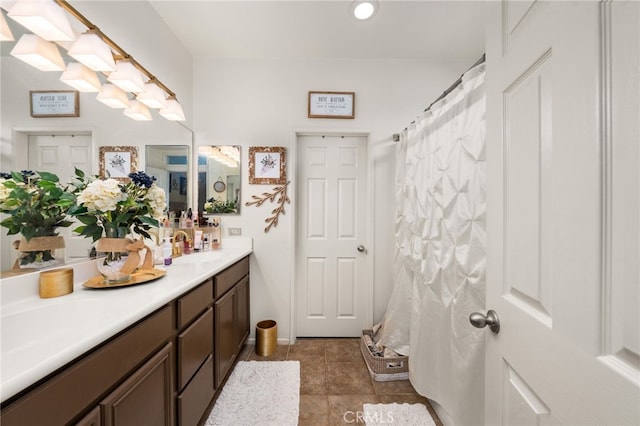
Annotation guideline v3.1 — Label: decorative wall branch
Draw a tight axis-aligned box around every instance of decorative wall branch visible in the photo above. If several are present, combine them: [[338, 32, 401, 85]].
[[245, 181, 290, 233]]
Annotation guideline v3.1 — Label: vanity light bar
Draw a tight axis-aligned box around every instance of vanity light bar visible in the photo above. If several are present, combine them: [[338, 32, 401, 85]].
[[53, 0, 184, 120], [54, 0, 178, 100]]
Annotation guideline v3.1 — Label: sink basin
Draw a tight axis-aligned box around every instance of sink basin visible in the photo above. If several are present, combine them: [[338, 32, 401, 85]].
[[171, 251, 227, 264], [1, 299, 105, 352]]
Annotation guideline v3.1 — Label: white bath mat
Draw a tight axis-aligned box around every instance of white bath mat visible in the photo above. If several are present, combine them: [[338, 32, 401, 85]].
[[363, 402, 436, 426], [205, 361, 300, 426]]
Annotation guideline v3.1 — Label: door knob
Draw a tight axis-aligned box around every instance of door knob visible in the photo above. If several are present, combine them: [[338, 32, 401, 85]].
[[357, 245, 366, 252], [469, 310, 500, 334]]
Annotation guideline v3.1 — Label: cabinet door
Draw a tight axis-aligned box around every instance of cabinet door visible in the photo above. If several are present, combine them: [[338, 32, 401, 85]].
[[214, 288, 236, 388], [101, 342, 174, 426], [75, 406, 101, 426], [235, 276, 250, 353]]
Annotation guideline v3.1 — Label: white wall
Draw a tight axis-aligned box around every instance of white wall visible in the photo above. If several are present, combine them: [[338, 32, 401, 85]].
[[193, 57, 471, 341], [0, 2, 193, 270]]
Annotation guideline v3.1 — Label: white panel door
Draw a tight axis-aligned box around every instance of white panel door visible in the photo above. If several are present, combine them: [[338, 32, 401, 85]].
[[296, 134, 369, 337], [28, 134, 93, 259], [484, 1, 639, 424]]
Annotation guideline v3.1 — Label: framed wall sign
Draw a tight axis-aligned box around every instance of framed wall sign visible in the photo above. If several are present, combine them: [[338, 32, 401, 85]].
[[99, 146, 138, 180], [308, 91, 355, 119], [30, 90, 79, 117], [248, 146, 287, 184]]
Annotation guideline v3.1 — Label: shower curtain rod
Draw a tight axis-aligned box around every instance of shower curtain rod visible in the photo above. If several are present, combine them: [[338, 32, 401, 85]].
[[397, 53, 486, 137]]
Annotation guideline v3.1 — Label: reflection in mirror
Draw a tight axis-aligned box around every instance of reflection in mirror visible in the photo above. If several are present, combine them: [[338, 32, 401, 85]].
[[198, 146, 241, 215], [145, 145, 190, 215]]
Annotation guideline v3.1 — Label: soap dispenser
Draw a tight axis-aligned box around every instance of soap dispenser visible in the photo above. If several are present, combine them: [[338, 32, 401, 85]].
[[163, 237, 172, 266], [210, 217, 221, 249]]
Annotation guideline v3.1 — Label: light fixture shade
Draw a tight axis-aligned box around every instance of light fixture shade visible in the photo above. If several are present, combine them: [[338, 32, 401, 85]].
[[107, 59, 145, 93], [1, 11, 15, 41], [97, 83, 130, 108], [136, 82, 167, 109], [8, 0, 74, 41], [68, 31, 116, 72], [124, 100, 152, 121], [159, 98, 185, 121], [10, 33, 65, 71], [60, 62, 102, 92], [351, 0, 378, 20]]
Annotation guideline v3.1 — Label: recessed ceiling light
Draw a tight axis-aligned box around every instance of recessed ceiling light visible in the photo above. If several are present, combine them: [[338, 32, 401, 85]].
[[351, 0, 378, 21]]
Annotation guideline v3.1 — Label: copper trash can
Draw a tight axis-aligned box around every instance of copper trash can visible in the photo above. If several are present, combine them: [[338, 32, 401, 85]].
[[255, 320, 277, 356]]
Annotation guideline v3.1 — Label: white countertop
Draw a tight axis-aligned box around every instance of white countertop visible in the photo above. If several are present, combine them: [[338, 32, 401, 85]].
[[0, 241, 252, 402]]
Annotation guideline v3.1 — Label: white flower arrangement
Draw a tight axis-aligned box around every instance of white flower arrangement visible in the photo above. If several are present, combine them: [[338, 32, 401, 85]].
[[69, 170, 167, 242]]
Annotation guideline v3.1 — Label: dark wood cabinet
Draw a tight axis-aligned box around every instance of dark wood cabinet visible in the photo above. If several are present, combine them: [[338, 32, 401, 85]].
[[213, 257, 250, 389], [214, 288, 236, 387], [100, 342, 174, 426], [235, 276, 250, 354], [0, 255, 250, 426]]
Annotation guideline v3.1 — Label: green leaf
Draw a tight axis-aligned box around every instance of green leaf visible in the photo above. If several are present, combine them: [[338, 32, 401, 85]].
[[11, 171, 23, 182], [3, 180, 17, 189], [139, 215, 158, 227], [75, 168, 85, 179], [3, 198, 20, 208], [1, 217, 15, 228], [86, 225, 104, 242], [73, 225, 87, 234], [38, 181, 57, 191], [21, 226, 35, 241], [67, 204, 88, 215], [77, 215, 98, 225], [37, 171, 59, 182], [56, 199, 74, 208]]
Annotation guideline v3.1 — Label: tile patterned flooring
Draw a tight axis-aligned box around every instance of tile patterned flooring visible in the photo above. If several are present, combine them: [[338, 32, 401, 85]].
[[238, 338, 442, 426]]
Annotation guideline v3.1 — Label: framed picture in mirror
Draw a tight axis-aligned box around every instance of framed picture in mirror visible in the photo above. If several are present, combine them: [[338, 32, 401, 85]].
[[248, 146, 287, 185], [30, 90, 79, 117], [99, 146, 138, 181]]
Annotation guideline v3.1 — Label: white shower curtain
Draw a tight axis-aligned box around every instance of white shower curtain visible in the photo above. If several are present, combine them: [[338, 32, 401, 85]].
[[379, 63, 486, 426]]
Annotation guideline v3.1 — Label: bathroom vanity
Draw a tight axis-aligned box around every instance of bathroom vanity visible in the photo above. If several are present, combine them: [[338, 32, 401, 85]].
[[0, 243, 252, 425]]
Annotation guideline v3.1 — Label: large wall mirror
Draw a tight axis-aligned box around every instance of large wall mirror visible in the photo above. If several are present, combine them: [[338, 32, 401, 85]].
[[146, 145, 190, 215], [0, 6, 196, 272], [198, 146, 241, 215]]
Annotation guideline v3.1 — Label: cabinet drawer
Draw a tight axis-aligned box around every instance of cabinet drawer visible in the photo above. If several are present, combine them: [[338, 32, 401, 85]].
[[178, 307, 213, 391], [177, 279, 213, 328], [214, 256, 249, 299], [178, 355, 214, 426]]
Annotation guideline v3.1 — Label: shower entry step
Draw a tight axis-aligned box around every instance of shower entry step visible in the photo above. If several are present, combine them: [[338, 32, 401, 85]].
[[360, 329, 409, 381]]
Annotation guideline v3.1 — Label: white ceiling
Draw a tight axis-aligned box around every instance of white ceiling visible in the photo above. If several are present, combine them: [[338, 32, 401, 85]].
[[149, 1, 487, 61]]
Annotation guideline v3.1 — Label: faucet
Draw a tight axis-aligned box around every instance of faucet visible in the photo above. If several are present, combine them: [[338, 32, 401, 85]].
[[172, 230, 192, 257], [146, 228, 160, 245]]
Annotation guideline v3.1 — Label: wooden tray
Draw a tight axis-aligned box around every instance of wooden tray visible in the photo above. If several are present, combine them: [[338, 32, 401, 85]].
[[83, 268, 166, 289]]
